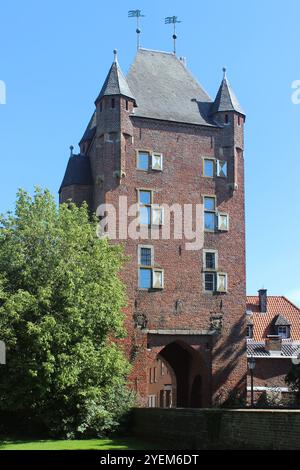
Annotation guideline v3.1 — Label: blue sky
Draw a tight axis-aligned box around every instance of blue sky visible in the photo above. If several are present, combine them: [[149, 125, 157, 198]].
[[0, 0, 299, 304]]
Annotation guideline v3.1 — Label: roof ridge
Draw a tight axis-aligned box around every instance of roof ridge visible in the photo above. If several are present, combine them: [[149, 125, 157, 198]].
[[282, 296, 300, 312], [138, 48, 175, 55]]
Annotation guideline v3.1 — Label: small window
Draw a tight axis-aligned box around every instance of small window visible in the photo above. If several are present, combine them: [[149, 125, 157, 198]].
[[216, 272, 228, 292], [152, 205, 164, 226], [204, 213, 215, 231], [204, 196, 216, 232], [216, 160, 227, 178], [225, 114, 229, 124], [238, 115, 241, 126], [153, 269, 164, 289], [204, 272, 215, 292], [247, 325, 253, 339], [205, 252, 216, 270], [204, 197, 215, 211], [278, 326, 289, 339], [140, 247, 152, 266], [148, 395, 156, 408], [217, 213, 229, 231], [111, 98, 115, 109], [126, 100, 129, 111], [137, 152, 150, 171], [139, 190, 151, 205], [139, 268, 152, 289], [152, 153, 163, 171], [204, 159, 214, 177], [139, 190, 152, 226]]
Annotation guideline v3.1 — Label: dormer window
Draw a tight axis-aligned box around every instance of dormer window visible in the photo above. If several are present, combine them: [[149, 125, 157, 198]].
[[247, 325, 253, 339], [277, 326, 290, 339], [274, 314, 291, 339]]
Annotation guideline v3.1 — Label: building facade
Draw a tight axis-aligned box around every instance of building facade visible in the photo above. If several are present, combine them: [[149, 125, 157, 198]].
[[247, 290, 300, 404], [60, 48, 247, 407]]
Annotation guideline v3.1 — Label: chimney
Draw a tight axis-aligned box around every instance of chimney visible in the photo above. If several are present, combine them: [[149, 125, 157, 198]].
[[258, 289, 267, 313], [265, 336, 282, 356]]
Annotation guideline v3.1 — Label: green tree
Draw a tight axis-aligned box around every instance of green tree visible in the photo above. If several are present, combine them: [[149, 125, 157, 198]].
[[0, 188, 133, 437], [286, 364, 300, 404]]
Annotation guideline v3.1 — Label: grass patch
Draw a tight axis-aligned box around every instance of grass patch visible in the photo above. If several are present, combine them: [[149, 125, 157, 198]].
[[0, 437, 159, 451]]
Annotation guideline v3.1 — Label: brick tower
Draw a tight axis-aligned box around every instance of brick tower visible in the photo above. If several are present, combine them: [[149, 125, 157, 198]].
[[59, 49, 247, 407]]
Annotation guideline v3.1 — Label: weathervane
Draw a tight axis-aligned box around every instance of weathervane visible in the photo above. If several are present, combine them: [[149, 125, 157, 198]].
[[165, 16, 182, 55], [128, 10, 145, 50]]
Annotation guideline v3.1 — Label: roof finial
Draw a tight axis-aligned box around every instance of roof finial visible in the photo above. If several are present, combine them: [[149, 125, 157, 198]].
[[128, 10, 145, 51], [113, 49, 118, 63], [70, 145, 74, 156], [223, 67, 227, 80], [165, 16, 182, 55]]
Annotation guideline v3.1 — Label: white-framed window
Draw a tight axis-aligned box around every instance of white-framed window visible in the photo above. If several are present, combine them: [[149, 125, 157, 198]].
[[247, 325, 253, 339], [152, 204, 164, 226], [204, 272, 215, 292], [216, 272, 228, 292], [204, 196, 216, 231], [138, 190, 164, 227], [203, 250, 218, 270], [152, 153, 163, 171], [203, 158, 215, 177], [148, 395, 156, 408], [216, 160, 227, 178], [217, 212, 229, 231], [278, 326, 289, 339], [137, 151, 163, 171], [138, 245, 164, 290], [138, 189, 152, 225]]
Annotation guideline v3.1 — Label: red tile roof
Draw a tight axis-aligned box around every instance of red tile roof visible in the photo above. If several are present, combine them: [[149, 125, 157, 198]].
[[246, 296, 300, 342]]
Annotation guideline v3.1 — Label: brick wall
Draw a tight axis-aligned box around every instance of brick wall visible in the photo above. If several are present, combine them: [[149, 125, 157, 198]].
[[131, 408, 300, 449], [60, 94, 247, 407]]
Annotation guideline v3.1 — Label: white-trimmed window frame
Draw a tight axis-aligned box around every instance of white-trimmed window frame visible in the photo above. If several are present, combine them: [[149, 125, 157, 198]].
[[203, 157, 215, 178], [216, 272, 228, 293], [203, 249, 218, 271], [217, 212, 229, 232], [216, 159, 228, 178], [137, 188, 153, 226], [138, 245, 154, 266], [138, 245, 164, 290], [203, 195, 217, 232], [136, 150, 163, 172], [203, 272, 216, 293]]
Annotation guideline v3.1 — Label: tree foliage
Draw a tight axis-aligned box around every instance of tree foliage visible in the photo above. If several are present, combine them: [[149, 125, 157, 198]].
[[0, 188, 133, 437], [286, 364, 300, 403]]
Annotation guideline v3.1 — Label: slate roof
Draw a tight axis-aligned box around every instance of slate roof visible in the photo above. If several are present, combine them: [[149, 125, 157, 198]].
[[127, 48, 215, 126], [80, 112, 97, 144], [210, 74, 245, 116], [246, 296, 300, 341], [59, 154, 93, 192], [96, 59, 135, 103], [247, 340, 300, 358], [275, 314, 291, 326]]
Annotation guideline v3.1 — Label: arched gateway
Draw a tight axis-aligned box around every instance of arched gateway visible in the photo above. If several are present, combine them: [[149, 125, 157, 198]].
[[147, 338, 211, 408]]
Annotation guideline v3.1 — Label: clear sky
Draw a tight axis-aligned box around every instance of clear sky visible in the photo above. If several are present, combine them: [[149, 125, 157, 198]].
[[0, 0, 299, 304]]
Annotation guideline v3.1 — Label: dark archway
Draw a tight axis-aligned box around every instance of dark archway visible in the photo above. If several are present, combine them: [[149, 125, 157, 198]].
[[159, 341, 192, 407], [190, 375, 202, 408]]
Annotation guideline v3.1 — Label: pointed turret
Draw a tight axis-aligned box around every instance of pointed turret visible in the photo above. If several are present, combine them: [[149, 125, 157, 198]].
[[210, 68, 245, 117], [95, 50, 136, 105]]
